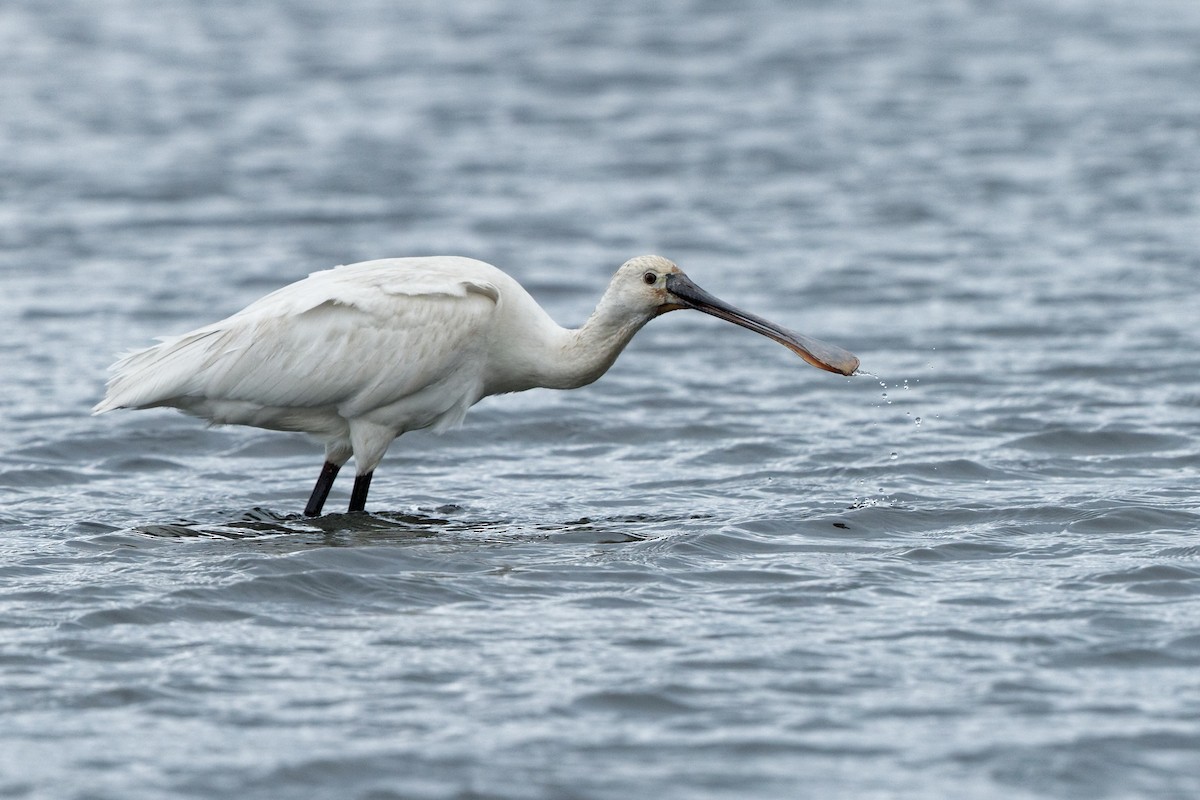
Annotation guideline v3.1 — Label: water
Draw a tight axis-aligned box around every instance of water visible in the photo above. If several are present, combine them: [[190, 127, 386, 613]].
[[3, 1, 1200, 797]]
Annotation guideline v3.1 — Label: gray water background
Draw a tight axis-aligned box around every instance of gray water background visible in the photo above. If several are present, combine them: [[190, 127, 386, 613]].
[[3, 1, 1200, 797]]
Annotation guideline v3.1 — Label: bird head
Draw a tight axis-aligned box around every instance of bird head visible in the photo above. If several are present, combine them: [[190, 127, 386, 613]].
[[613, 254, 860, 376]]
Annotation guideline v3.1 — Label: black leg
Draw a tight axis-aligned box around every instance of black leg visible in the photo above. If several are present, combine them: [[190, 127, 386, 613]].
[[304, 461, 341, 517], [348, 471, 373, 513]]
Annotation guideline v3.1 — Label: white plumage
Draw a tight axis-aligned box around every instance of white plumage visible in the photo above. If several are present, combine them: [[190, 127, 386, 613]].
[[95, 255, 858, 515]]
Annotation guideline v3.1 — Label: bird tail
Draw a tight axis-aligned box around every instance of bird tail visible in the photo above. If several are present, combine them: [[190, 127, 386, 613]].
[[92, 330, 222, 414]]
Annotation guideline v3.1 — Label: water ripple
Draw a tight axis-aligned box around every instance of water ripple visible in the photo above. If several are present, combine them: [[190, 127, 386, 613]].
[[4, 1, 1200, 798]]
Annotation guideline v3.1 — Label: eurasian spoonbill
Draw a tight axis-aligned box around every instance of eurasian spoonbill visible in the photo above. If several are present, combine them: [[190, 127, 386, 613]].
[[94, 255, 859, 515]]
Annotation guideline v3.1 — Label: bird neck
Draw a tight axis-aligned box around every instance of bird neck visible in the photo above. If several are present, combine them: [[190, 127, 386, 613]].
[[543, 295, 655, 391]]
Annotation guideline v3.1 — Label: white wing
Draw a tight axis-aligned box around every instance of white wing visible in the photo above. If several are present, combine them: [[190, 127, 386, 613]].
[[94, 258, 504, 423]]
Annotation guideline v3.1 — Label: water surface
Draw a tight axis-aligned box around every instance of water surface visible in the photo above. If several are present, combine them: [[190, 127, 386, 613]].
[[3, 1, 1200, 798]]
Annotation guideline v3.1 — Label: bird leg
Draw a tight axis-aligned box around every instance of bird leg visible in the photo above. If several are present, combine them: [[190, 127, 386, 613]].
[[348, 472, 373, 513], [304, 461, 342, 517]]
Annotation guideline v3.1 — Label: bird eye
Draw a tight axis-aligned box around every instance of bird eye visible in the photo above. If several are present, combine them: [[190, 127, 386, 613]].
[[643, 272, 657, 285]]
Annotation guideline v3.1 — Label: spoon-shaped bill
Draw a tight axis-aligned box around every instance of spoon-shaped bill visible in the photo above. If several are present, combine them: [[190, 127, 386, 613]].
[[664, 273, 859, 376]]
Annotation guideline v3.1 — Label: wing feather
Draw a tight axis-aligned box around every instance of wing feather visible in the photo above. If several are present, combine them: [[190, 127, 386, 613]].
[[95, 258, 503, 417]]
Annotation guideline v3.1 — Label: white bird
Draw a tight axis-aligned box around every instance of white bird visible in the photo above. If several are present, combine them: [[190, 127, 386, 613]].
[[94, 255, 859, 516]]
